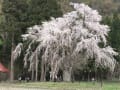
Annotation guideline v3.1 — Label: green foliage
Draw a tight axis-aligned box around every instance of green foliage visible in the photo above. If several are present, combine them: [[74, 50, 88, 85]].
[[109, 14, 120, 62], [0, 0, 62, 75], [1, 0, 62, 37], [103, 13, 120, 62], [1, 0, 28, 32], [109, 14, 120, 49], [1, 0, 62, 49], [0, 39, 2, 45], [27, 0, 62, 26]]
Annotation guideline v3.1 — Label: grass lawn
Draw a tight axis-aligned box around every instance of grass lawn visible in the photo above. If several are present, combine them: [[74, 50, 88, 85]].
[[0, 81, 120, 90]]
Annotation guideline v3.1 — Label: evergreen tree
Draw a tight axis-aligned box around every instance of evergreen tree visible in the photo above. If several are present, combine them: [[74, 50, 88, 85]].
[[27, 0, 62, 25], [1, 0, 62, 81], [109, 14, 120, 62], [1, 0, 29, 81]]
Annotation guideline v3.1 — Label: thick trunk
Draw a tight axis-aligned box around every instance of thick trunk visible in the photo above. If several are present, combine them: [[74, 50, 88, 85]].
[[63, 68, 72, 82]]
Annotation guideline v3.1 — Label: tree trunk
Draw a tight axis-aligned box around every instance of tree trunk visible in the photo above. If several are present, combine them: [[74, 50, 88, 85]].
[[35, 58, 38, 81], [10, 54, 14, 82], [71, 69, 75, 83], [31, 63, 35, 81], [35, 63, 38, 81], [63, 67, 72, 82], [31, 67, 35, 81], [40, 60, 46, 81], [10, 32, 14, 82]]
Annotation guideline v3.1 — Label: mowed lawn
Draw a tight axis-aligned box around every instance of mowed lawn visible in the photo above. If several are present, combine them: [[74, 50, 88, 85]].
[[0, 81, 120, 90]]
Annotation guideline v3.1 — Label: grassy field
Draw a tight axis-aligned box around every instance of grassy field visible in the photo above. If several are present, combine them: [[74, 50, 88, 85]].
[[0, 81, 120, 90]]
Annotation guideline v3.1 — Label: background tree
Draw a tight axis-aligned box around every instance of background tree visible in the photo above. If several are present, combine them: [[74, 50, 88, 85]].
[[27, 0, 62, 26], [1, 0, 29, 82], [0, 0, 62, 82], [109, 14, 120, 57], [70, 0, 120, 15], [58, 0, 73, 13], [109, 14, 120, 79]]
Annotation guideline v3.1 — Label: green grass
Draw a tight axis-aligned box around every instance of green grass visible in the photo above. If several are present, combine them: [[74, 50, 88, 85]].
[[0, 81, 120, 90], [102, 81, 120, 90]]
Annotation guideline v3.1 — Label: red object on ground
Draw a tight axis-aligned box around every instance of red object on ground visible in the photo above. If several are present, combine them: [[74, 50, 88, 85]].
[[0, 63, 9, 73]]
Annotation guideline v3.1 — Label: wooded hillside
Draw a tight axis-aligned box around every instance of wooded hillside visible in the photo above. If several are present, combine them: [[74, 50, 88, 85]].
[[58, 0, 120, 15]]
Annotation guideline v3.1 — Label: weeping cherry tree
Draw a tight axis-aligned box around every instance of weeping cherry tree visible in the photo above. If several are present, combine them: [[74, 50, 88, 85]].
[[15, 3, 117, 81]]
